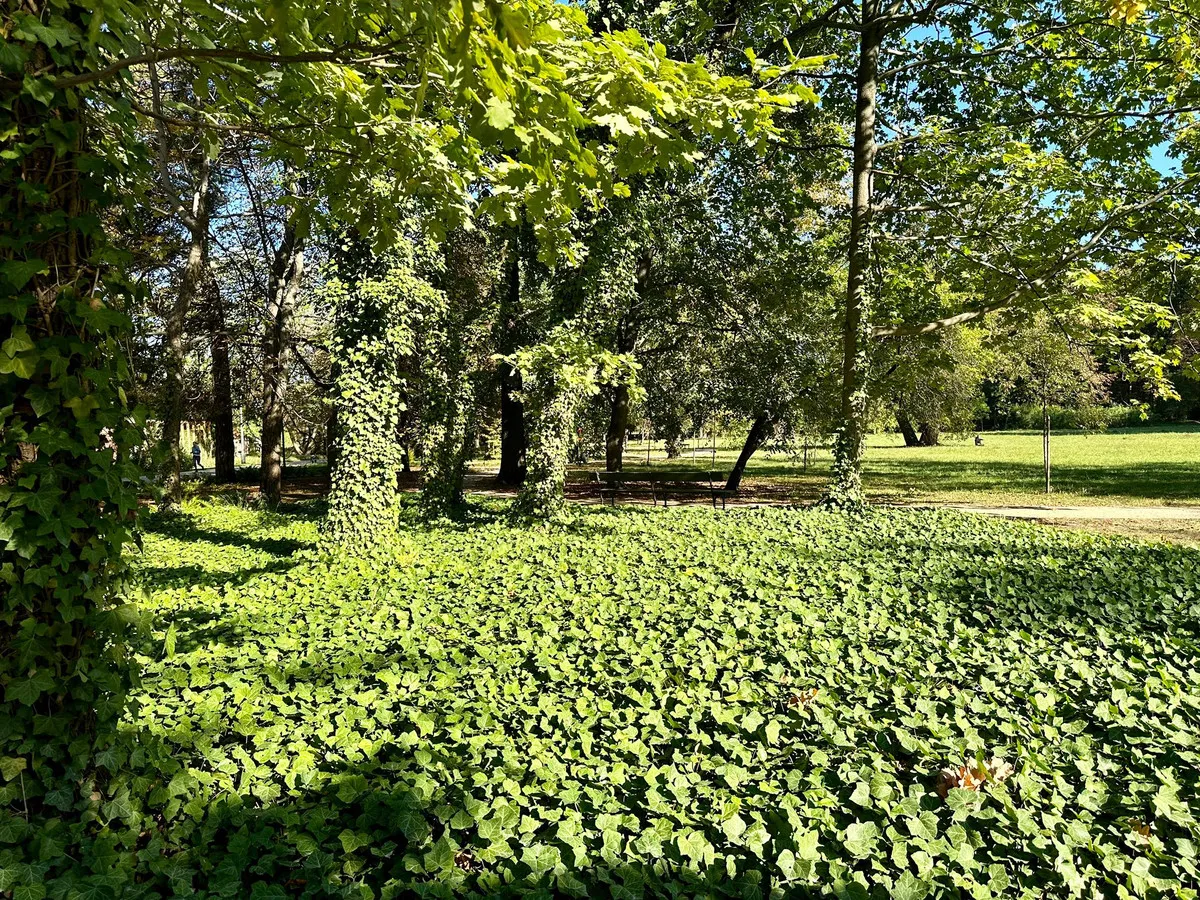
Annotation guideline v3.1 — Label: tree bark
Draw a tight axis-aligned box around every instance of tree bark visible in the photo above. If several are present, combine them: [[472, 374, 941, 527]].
[[497, 237, 527, 485], [498, 365, 527, 485], [725, 413, 772, 492], [896, 411, 920, 447], [1043, 402, 1051, 493], [605, 384, 632, 472], [159, 151, 213, 505], [829, 0, 883, 504], [260, 218, 305, 505], [918, 421, 940, 447], [210, 283, 236, 481]]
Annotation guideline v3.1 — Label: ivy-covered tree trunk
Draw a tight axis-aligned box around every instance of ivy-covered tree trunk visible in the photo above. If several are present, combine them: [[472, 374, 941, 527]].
[[829, 0, 883, 506], [324, 250, 438, 550], [420, 362, 472, 516], [159, 151, 213, 506], [516, 389, 579, 519], [260, 221, 305, 505], [604, 314, 639, 472], [1, 0, 142, 875], [725, 413, 772, 492]]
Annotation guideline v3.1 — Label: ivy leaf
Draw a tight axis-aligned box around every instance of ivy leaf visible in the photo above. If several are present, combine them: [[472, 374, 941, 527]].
[[0, 259, 47, 289], [4, 669, 55, 705], [843, 821, 880, 859]]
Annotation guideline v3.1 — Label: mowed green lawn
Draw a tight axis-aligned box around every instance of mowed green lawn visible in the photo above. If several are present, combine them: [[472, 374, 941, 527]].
[[98, 499, 1200, 898], [602, 426, 1200, 508]]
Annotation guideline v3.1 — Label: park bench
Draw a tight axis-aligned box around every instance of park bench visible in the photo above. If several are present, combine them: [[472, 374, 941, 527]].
[[591, 470, 734, 508]]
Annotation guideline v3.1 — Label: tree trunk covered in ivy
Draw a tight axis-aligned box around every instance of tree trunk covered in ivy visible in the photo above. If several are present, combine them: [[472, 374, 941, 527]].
[[496, 238, 527, 485], [1, 0, 142, 864], [260, 220, 305, 505], [421, 230, 494, 516], [604, 316, 638, 472], [159, 150, 213, 506], [419, 361, 472, 516], [324, 251, 437, 550], [725, 413, 772, 492], [829, 0, 883, 506], [210, 280, 236, 481]]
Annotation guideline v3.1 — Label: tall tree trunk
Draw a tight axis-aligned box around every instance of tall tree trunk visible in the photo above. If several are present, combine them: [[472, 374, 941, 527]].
[[159, 151, 213, 505], [725, 413, 772, 492], [896, 411, 920, 447], [498, 367, 527, 484], [260, 219, 305, 505], [605, 383, 632, 472], [604, 256, 649, 472], [1043, 400, 1051, 493], [326, 401, 339, 473], [1, 0, 139, 796], [829, 0, 883, 505], [918, 421, 940, 447], [210, 283, 236, 481], [497, 237, 527, 485]]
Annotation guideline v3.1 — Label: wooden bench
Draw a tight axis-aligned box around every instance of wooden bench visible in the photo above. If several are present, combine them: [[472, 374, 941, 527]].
[[591, 470, 734, 508]]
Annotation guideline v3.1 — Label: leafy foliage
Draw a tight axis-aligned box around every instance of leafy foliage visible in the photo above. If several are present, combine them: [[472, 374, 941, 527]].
[[44, 500, 1195, 898], [506, 326, 642, 518]]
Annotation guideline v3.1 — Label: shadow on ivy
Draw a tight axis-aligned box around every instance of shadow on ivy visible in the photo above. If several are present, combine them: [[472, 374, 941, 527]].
[[133, 558, 303, 591], [143, 518, 313, 557], [34, 506, 1199, 899], [106, 732, 788, 899]]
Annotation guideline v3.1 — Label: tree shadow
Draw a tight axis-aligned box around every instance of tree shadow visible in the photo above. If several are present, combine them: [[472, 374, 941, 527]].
[[133, 558, 301, 591], [31, 504, 1196, 899]]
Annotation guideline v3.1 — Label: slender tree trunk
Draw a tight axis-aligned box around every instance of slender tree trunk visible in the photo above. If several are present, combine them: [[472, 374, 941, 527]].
[[497, 238, 527, 485], [725, 413, 772, 492], [326, 402, 339, 472], [159, 152, 213, 505], [829, 0, 883, 504], [1043, 401, 1051, 493], [918, 421, 940, 447], [210, 284, 236, 481], [260, 219, 305, 505], [896, 411, 920, 447]]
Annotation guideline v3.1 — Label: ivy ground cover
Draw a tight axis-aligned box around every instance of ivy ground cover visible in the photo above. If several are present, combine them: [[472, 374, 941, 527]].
[[39, 502, 1200, 897]]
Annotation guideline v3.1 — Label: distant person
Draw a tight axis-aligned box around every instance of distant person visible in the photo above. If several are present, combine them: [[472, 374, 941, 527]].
[[974, 434, 984, 446], [191, 441, 202, 471]]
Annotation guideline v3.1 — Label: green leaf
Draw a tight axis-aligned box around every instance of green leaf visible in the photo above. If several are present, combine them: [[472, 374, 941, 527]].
[[0, 260, 47, 289]]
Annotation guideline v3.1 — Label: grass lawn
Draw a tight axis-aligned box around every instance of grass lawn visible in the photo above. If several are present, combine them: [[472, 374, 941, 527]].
[[98, 499, 1200, 898], [596, 426, 1200, 509]]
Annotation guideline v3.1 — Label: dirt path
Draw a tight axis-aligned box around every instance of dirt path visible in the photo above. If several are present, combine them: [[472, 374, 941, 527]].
[[928, 504, 1200, 521]]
